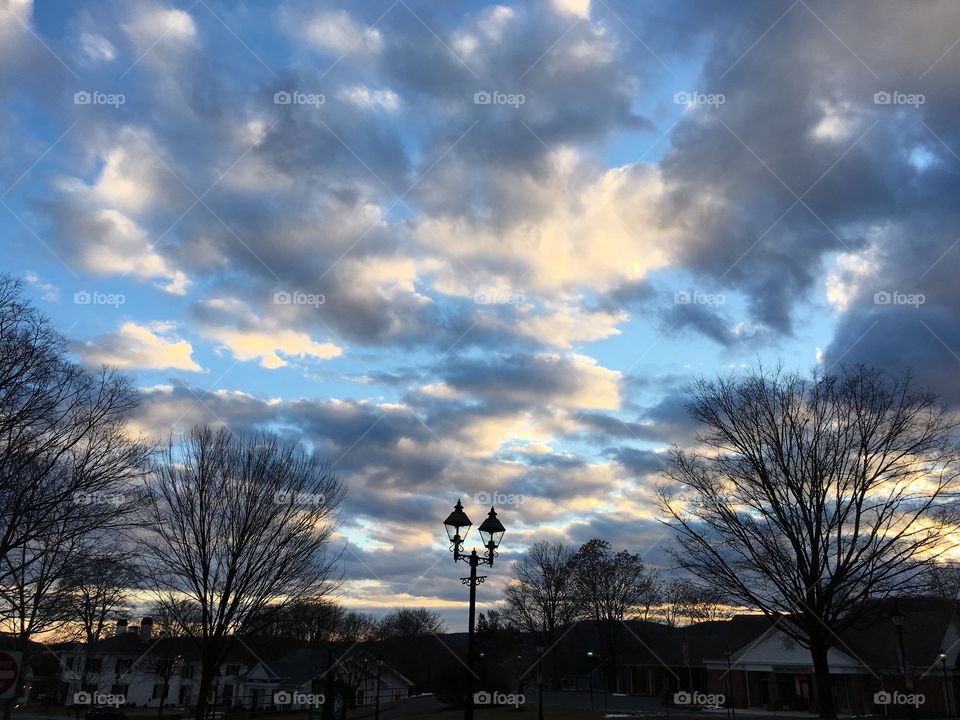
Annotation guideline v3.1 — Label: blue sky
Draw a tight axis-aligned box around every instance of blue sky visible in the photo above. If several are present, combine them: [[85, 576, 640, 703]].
[[3, 0, 958, 629]]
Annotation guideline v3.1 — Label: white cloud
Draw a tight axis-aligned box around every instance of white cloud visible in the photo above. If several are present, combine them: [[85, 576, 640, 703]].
[[24, 271, 59, 302], [290, 9, 383, 57], [420, 152, 679, 299], [123, 6, 197, 54], [552, 0, 591, 18], [79, 32, 116, 62], [69, 206, 190, 294], [195, 298, 342, 369], [338, 85, 400, 111], [74, 322, 204, 371]]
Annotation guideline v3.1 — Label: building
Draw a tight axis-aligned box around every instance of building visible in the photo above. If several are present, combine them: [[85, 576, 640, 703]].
[[59, 618, 414, 711], [619, 597, 960, 717]]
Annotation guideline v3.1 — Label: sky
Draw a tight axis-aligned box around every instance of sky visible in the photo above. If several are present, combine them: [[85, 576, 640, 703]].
[[2, 0, 960, 630]]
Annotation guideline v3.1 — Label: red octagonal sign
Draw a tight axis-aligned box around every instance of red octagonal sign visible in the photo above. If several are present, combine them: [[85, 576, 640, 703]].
[[0, 652, 22, 700]]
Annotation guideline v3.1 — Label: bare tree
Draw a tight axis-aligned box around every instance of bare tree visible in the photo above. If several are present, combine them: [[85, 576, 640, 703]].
[[246, 597, 345, 643], [0, 276, 148, 582], [925, 562, 960, 603], [0, 276, 148, 719], [333, 610, 377, 644], [657, 577, 730, 627], [65, 552, 138, 643], [658, 365, 960, 719], [140, 425, 344, 720], [502, 541, 577, 644], [569, 539, 656, 693], [374, 607, 446, 640], [569, 539, 655, 624]]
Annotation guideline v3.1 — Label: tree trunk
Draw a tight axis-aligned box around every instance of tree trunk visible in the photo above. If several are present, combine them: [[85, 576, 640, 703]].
[[810, 640, 837, 719], [194, 667, 214, 720]]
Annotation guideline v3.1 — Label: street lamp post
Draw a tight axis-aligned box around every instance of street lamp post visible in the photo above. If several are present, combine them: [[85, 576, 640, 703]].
[[374, 655, 383, 720], [725, 650, 736, 720], [443, 499, 506, 720], [536, 643, 544, 720], [890, 603, 914, 720], [940, 649, 951, 717]]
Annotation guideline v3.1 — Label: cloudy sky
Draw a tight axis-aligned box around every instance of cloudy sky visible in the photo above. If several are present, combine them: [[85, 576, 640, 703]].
[[3, 0, 960, 628]]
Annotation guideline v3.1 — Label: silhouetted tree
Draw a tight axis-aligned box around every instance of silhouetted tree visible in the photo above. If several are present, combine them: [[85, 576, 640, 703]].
[[659, 365, 960, 719], [139, 425, 344, 720]]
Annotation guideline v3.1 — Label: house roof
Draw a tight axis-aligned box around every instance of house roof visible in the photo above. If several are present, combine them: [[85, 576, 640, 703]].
[[619, 597, 960, 675]]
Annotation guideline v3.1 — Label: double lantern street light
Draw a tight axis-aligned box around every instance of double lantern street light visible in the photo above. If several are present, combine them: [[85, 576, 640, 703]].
[[443, 499, 506, 720]]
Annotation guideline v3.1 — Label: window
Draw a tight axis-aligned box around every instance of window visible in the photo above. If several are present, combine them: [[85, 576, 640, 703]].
[[152, 683, 169, 700], [85, 658, 102, 673]]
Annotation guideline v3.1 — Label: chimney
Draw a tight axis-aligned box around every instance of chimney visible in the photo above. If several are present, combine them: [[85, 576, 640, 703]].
[[116, 619, 128, 636], [140, 617, 153, 643]]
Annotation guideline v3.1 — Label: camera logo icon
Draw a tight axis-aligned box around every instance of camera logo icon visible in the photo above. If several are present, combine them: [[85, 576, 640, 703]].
[[473, 691, 491, 705], [274, 91, 292, 105], [74, 291, 92, 305], [274, 290, 292, 305], [874, 91, 892, 105], [674, 691, 692, 704], [74, 91, 92, 105], [74, 692, 93, 705], [474, 91, 492, 105], [273, 691, 292, 705], [874, 691, 891, 705]]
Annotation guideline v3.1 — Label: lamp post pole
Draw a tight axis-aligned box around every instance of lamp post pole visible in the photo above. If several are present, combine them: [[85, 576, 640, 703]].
[[537, 643, 544, 720], [891, 604, 913, 720], [465, 550, 480, 720], [940, 650, 951, 718], [443, 501, 506, 720], [725, 651, 736, 720], [374, 656, 383, 720]]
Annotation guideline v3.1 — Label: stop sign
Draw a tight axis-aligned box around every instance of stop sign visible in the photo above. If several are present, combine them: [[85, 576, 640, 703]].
[[0, 652, 22, 699]]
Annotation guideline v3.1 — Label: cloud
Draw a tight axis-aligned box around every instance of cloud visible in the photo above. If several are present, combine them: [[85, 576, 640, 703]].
[[192, 298, 342, 368], [73, 322, 204, 371], [24, 271, 59, 302], [337, 85, 400, 111], [122, 6, 197, 54], [43, 201, 190, 294], [79, 32, 116, 62], [283, 8, 383, 57], [440, 352, 622, 410]]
